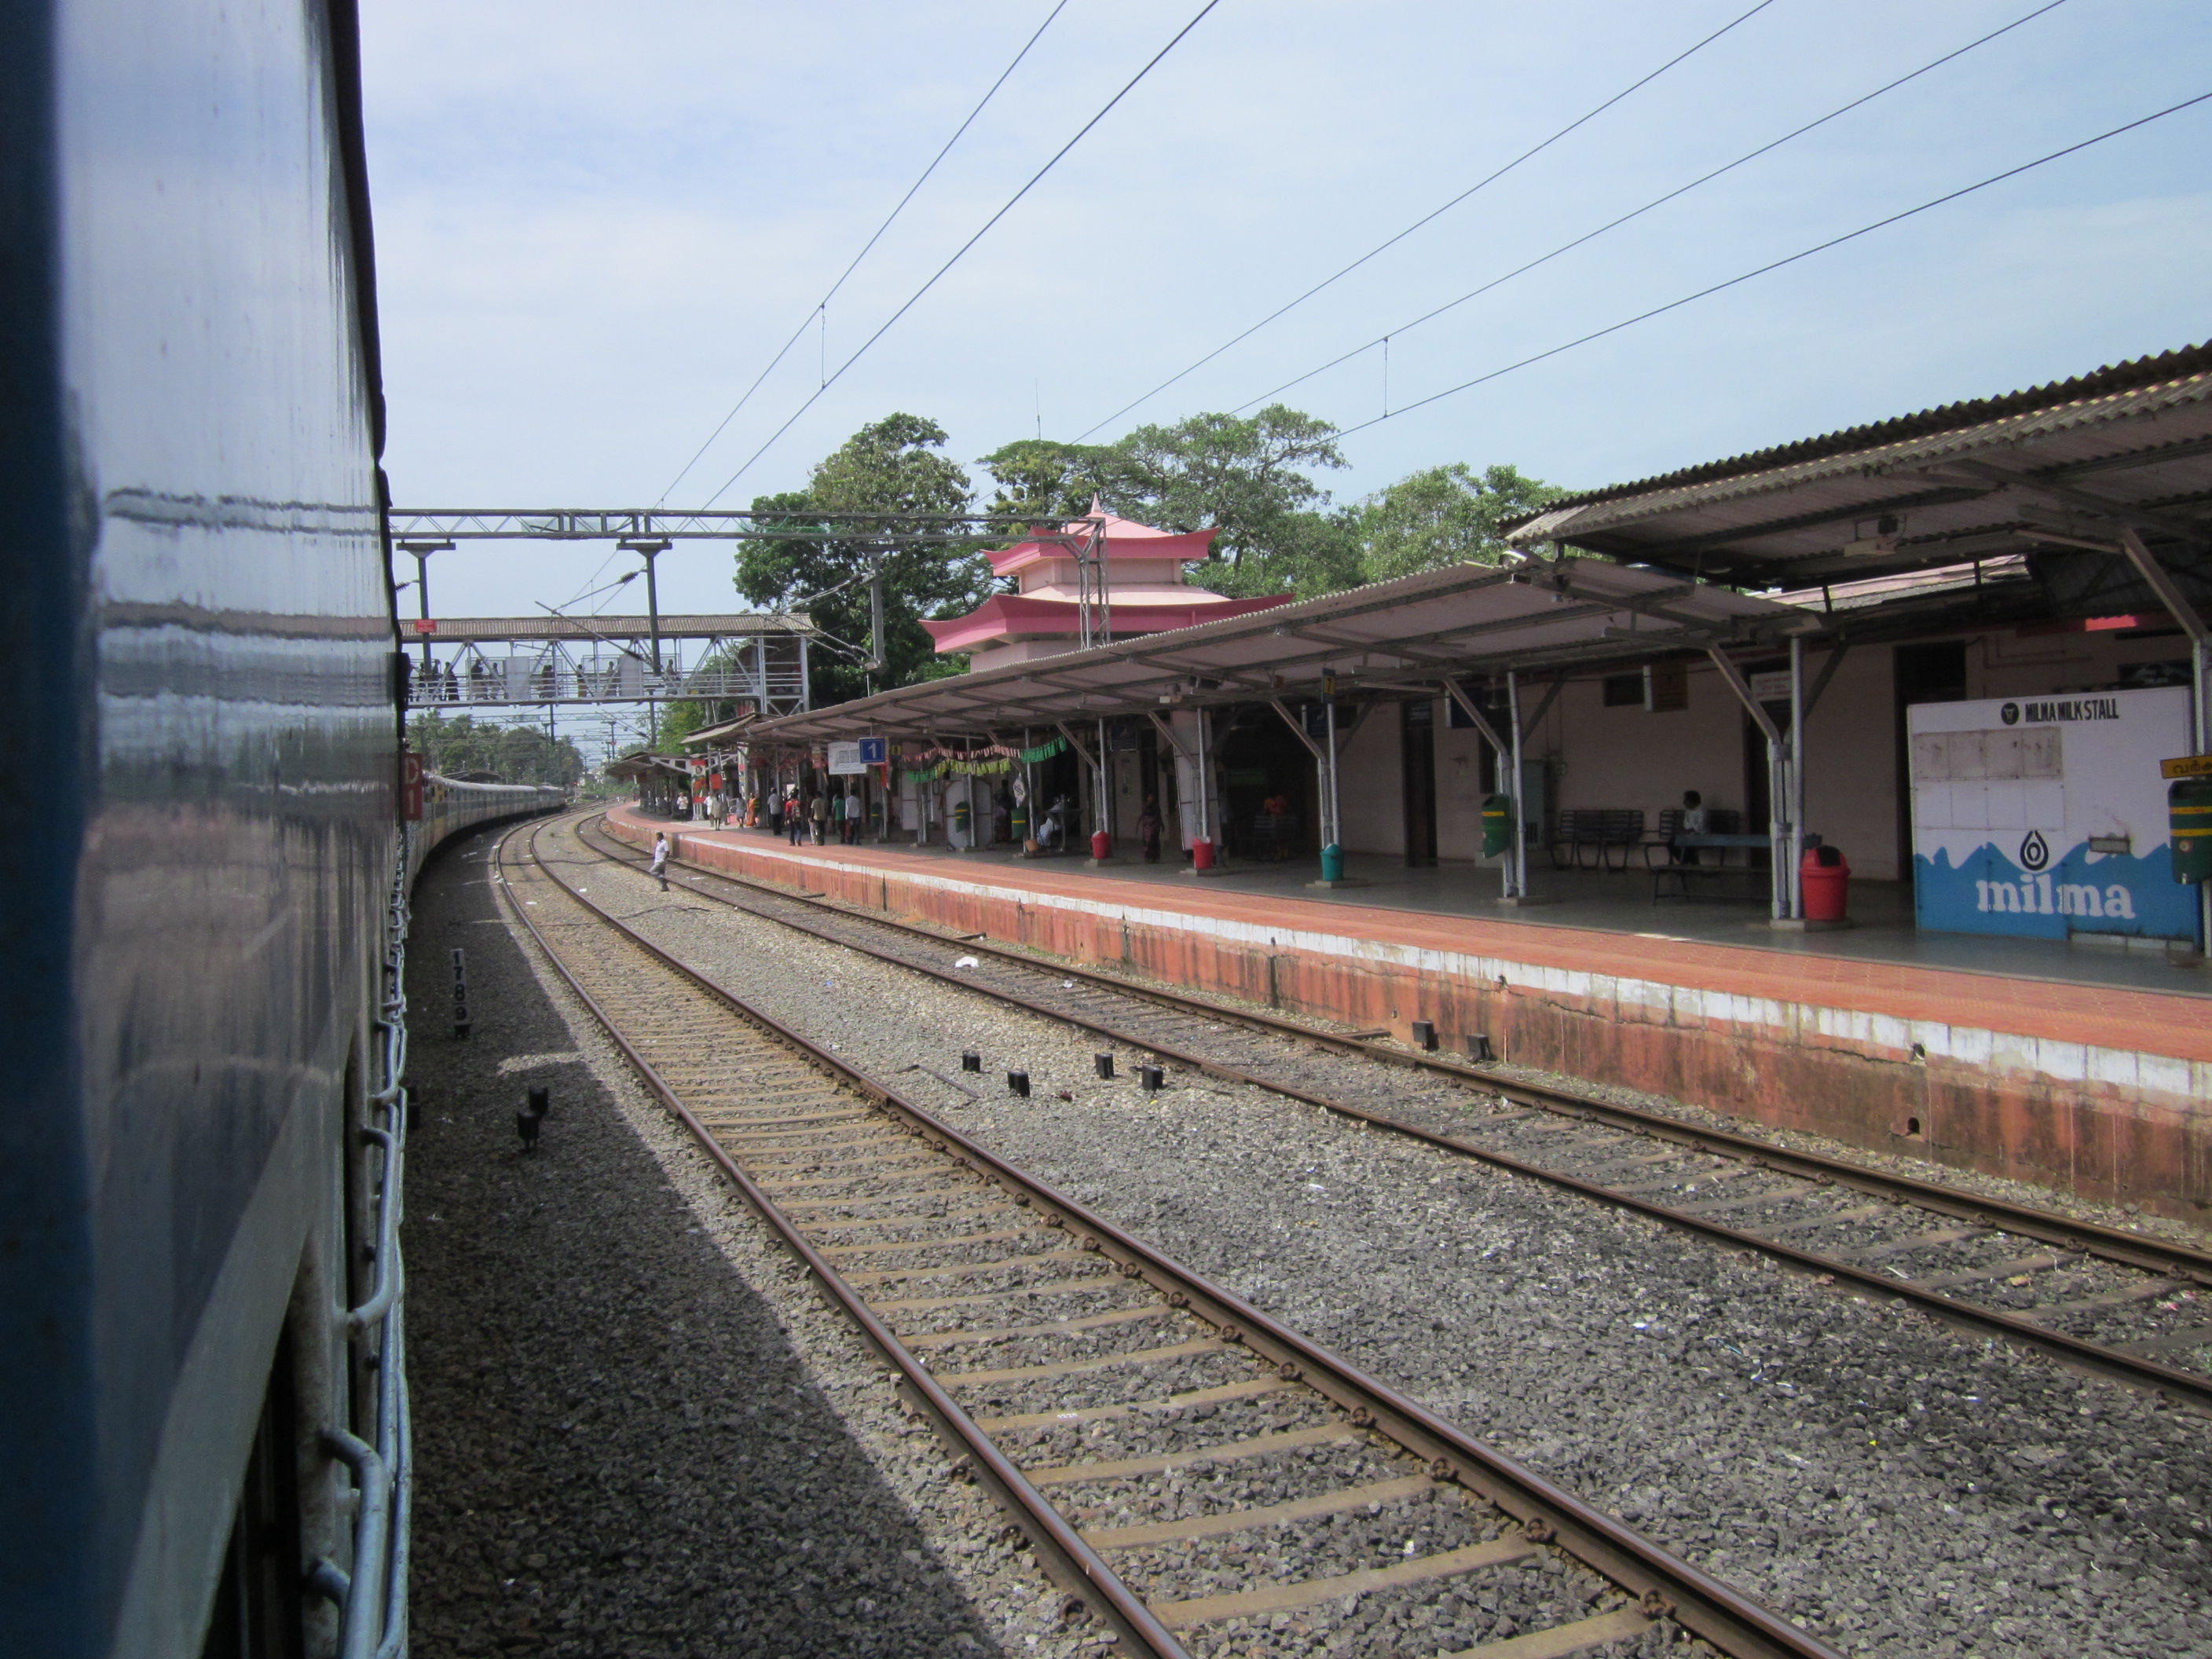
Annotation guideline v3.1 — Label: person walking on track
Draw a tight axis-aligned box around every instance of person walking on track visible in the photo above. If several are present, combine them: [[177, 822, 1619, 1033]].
[[650, 832, 670, 892]]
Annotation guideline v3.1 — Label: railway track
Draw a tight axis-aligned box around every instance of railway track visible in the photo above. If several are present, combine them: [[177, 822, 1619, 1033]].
[[499, 815, 1837, 1659], [577, 813, 2212, 1412]]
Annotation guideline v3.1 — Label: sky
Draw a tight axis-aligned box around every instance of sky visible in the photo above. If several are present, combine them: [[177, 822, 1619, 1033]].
[[361, 0, 2212, 625]]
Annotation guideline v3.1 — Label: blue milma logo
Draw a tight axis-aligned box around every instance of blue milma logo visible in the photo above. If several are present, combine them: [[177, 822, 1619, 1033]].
[[1915, 840, 2198, 943]]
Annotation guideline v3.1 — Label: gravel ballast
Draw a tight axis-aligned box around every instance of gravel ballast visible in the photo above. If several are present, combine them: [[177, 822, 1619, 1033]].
[[404, 827, 1107, 1658], [574, 822, 2212, 1658]]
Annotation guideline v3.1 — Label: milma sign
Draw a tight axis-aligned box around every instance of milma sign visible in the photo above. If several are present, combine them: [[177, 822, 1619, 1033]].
[[1907, 687, 2199, 946]]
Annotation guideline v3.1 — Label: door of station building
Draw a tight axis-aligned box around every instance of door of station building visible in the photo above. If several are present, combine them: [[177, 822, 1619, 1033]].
[[1401, 698, 1437, 866], [1892, 640, 1968, 884]]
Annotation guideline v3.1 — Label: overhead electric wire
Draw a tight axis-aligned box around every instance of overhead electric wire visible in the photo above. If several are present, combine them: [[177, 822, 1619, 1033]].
[[1235, 0, 2073, 414], [1326, 89, 2212, 443], [655, 0, 1071, 507], [698, 0, 1226, 510], [1071, 0, 1782, 440]]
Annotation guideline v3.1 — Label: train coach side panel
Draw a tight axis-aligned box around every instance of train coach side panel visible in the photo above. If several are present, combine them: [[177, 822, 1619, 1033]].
[[2, 1, 394, 1654]]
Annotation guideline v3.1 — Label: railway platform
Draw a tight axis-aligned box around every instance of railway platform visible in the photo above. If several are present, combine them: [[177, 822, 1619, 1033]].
[[606, 807, 2212, 1227]]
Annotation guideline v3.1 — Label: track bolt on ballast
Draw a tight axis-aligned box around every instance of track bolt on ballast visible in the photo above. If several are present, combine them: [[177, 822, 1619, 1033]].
[[1412, 1019, 1437, 1051], [1467, 1033, 1496, 1063], [1094, 1052, 1115, 1079], [1138, 1064, 1164, 1093], [1007, 1069, 1030, 1097], [961, 1049, 981, 1073]]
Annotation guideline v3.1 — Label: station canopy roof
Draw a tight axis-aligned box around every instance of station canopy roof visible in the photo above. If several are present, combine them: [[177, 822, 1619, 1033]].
[[603, 751, 692, 780], [679, 712, 758, 749], [749, 556, 1807, 745], [1502, 342, 2212, 620]]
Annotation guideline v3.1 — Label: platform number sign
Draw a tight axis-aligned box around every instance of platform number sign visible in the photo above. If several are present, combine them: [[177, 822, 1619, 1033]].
[[401, 751, 424, 822]]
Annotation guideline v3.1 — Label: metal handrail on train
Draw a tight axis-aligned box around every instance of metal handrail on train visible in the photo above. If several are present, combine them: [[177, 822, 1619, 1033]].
[[328, 831, 416, 1659]]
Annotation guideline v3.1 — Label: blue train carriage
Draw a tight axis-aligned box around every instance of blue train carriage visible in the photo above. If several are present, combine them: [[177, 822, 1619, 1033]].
[[0, 0, 554, 1652]]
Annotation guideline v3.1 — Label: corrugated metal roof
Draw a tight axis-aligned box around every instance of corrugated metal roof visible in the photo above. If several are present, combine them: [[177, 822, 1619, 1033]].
[[748, 556, 1805, 743], [1507, 341, 2212, 524], [1498, 342, 2212, 598]]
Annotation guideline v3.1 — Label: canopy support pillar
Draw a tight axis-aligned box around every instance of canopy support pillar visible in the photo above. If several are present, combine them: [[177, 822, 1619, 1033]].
[[1708, 649, 1796, 921], [1440, 678, 1520, 899], [1269, 698, 1339, 862]]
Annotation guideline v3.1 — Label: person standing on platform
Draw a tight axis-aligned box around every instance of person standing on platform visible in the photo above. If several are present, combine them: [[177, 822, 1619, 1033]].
[[844, 789, 861, 844], [650, 832, 670, 892], [1138, 797, 1163, 863], [810, 789, 829, 845], [787, 788, 805, 845]]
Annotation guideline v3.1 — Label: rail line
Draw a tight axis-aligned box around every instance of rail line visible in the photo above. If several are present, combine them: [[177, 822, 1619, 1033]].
[[580, 814, 2212, 1412], [499, 815, 1837, 1659]]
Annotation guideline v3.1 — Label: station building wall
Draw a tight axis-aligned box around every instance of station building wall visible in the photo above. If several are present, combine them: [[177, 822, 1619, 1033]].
[[1434, 721, 1495, 864], [1323, 618, 2190, 885], [1336, 710, 1404, 859]]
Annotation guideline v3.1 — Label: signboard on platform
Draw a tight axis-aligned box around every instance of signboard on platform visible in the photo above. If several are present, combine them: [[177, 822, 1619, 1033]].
[[827, 741, 868, 775], [1907, 687, 2199, 944], [858, 736, 888, 765], [2161, 753, 2212, 781]]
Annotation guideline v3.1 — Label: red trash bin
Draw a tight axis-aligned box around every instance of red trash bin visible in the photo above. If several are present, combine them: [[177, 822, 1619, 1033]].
[[1191, 836, 1216, 870], [1800, 844, 1849, 921], [1090, 830, 1112, 860]]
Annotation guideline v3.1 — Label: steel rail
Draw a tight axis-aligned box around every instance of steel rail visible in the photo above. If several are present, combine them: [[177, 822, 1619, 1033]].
[[494, 825, 1188, 1659], [584, 815, 2212, 1412], [510, 816, 1840, 1659]]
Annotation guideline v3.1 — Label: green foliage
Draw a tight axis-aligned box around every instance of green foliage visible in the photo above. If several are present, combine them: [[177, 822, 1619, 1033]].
[[1115, 405, 1347, 571], [976, 407, 1356, 602], [734, 414, 991, 705], [656, 698, 715, 745], [1353, 463, 1565, 583], [408, 712, 585, 786], [768, 406, 1566, 677], [974, 438, 1136, 525]]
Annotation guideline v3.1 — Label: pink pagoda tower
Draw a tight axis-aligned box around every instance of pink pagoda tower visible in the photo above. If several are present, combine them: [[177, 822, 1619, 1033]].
[[922, 501, 1291, 673]]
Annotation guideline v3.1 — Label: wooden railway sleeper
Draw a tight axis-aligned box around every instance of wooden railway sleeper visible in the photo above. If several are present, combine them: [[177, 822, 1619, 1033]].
[[533, 819, 1844, 1656]]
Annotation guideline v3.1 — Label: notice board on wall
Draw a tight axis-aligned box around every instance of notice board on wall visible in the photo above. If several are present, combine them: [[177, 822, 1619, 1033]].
[[1907, 686, 2199, 943]]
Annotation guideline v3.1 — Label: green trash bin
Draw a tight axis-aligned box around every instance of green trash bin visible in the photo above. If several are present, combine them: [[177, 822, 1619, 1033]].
[[1480, 793, 1514, 859], [2173, 778, 2212, 884], [1319, 842, 1344, 882]]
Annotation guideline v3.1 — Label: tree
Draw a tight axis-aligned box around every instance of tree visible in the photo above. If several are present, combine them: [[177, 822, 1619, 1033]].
[[408, 712, 584, 786], [1354, 463, 1565, 584], [1115, 405, 1347, 573], [734, 415, 991, 705], [975, 438, 1137, 526]]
